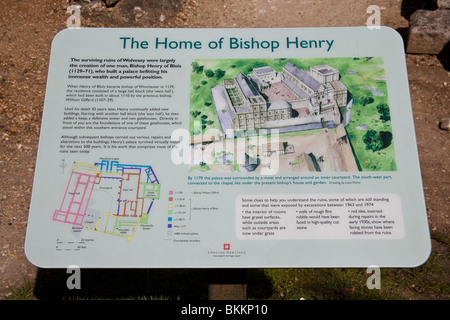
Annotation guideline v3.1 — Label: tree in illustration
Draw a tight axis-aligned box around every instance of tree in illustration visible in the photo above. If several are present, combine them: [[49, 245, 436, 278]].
[[376, 103, 391, 121], [191, 62, 204, 73], [204, 69, 215, 78], [359, 95, 374, 106], [214, 68, 226, 79], [363, 129, 384, 152]]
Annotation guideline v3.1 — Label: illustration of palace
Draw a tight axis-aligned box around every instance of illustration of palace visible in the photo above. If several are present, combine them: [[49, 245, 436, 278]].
[[210, 62, 352, 135], [189, 61, 358, 173]]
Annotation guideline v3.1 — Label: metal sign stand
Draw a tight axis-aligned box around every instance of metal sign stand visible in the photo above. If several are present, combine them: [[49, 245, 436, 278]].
[[208, 269, 247, 300]]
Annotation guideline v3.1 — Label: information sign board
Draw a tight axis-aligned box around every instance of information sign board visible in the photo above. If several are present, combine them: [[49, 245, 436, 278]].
[[25, 27, 431, 268]]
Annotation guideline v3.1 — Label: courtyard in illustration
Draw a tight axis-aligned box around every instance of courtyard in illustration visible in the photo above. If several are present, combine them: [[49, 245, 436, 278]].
[[189, 57, 396, 173]]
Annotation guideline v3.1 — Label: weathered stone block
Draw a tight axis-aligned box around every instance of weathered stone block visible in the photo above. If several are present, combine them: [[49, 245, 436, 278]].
[[440, 118, 450, 131], [406, 9, 450, 54], [433, 0, 450, 9]]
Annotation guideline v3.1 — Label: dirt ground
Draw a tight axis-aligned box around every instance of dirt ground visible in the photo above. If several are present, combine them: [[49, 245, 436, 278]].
[[0, 0, 448, 300]]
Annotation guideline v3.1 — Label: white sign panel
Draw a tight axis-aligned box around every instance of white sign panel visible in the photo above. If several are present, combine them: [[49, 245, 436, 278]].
[[25, 27, 431, 268]]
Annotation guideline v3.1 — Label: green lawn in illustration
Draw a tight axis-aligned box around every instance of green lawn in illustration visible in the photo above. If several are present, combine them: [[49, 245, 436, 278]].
[[189, 57, 396, 172]]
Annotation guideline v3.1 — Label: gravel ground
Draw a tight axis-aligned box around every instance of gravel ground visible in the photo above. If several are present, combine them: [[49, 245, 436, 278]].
[[0, 0, 448, 299]]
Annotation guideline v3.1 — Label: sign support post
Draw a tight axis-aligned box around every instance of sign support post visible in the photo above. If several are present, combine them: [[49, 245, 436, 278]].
[[207, 269, 247, 300]]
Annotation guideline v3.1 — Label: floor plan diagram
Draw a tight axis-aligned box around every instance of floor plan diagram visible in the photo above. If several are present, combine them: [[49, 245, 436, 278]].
[[53, 160, 160, 241]]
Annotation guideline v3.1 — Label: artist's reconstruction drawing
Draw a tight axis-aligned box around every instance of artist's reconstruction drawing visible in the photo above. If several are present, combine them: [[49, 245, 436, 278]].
[[210, 62, 352, 135], [189, 60, 371, 173]]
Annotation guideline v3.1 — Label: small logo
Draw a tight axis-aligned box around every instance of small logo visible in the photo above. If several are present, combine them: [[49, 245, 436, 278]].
[[208, 243, 245, 258]]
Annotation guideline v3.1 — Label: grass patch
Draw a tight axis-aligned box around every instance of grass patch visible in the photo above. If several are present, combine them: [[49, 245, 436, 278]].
[[260, 268, 402, 300], [431, 231, 449, 245], [7, 277, 36, 300]]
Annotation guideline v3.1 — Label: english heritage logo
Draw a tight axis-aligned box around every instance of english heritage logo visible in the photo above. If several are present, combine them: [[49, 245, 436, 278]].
[[208, 243, 246, 258]]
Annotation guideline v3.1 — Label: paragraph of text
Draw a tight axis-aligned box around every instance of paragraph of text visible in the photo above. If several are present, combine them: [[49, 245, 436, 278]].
[[236, 193, 404, 240]]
